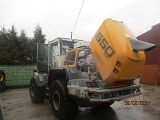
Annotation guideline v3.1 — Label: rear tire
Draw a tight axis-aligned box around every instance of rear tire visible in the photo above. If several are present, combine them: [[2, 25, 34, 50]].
[[0, 70, 5, 93], [29, 78, 45, 103], [50, 80, 78, 120]]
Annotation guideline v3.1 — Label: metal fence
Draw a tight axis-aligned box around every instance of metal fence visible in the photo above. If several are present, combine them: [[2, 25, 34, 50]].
[[0, 65, 34, 87]]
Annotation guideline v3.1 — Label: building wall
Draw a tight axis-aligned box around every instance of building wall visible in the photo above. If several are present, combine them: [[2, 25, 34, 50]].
[[137, 23, 160, 65], [141, 64, 160, 84], [137, 23, 160, 84]]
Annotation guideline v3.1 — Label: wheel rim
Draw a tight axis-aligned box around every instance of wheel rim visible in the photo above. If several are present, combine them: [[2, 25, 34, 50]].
[[31, 83, 35, 97], [0, 73, 4, 82], [52, 91, 60, 110]]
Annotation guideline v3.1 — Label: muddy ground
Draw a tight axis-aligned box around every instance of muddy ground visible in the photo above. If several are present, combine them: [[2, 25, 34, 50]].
[[0, 84, 160, 120]]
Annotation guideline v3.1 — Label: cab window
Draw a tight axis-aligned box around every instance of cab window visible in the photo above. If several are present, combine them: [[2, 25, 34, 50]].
[[64, 51, 76, 65]]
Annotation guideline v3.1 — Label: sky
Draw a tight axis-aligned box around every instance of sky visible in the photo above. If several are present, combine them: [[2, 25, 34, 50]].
[[0, 0, 160, 42]]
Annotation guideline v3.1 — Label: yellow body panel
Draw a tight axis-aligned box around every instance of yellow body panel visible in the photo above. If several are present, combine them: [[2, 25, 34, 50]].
[[90, 18, 145, 87]]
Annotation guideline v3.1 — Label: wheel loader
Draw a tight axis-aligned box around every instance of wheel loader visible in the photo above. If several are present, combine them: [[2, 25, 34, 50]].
[[29, 18, 156, 120]]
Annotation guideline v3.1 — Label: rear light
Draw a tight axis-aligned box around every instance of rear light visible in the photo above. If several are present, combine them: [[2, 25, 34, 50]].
[[86, 82, 98, 88]]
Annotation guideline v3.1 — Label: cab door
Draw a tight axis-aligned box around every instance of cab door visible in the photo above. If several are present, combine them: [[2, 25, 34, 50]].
[[37, 43, 51, 73]]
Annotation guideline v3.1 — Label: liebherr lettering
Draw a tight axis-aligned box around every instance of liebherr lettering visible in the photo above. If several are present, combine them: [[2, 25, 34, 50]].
[[95, 32, 115, 58]]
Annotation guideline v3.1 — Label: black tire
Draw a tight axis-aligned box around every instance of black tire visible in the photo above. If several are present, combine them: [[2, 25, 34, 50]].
[[29, 78, 45, 103], [50, 80, 78, 120], [0, 70, 5, 93]]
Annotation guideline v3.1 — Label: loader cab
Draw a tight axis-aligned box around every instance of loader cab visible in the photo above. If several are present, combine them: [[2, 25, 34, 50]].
[[62, 48, 89, 80], [62, 47, 94, 72], [62, 47, 97, 80], [62, 41, 91, 69]]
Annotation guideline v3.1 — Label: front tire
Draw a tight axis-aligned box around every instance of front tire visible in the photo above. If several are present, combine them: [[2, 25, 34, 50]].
[[29, 78, 45, 103], [50, 80, 78, 120]]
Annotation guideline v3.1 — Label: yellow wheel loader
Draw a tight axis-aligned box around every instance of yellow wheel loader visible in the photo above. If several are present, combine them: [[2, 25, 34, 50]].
[[29, 18, 156, 120]]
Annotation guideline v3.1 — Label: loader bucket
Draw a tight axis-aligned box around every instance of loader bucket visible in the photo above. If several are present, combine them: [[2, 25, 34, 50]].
[[90, 18, 156, 87]]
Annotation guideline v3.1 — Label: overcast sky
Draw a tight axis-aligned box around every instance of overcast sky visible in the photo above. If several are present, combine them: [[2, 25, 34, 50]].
[[0, 0, 160, 42]]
